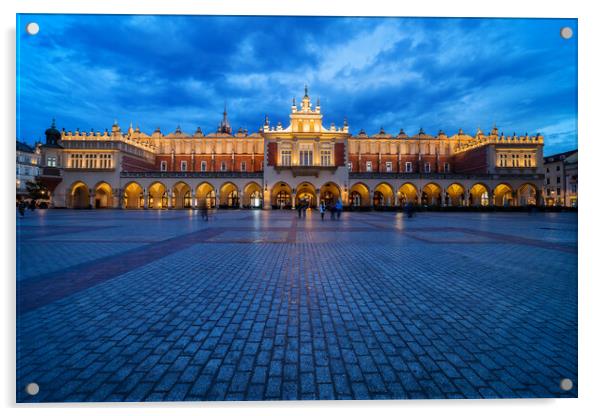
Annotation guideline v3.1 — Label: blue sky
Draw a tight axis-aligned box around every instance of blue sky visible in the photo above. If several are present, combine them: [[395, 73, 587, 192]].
[[17, 15, 577, 155]]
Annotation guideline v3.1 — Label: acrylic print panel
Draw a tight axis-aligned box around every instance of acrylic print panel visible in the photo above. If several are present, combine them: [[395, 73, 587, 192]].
[[15, 14, 577, 402]]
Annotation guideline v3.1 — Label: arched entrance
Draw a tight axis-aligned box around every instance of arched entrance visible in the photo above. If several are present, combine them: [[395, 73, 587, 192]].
[[70, 181, 89, 209], [195, 182, 216, 209], [123, 182, 144, 209], [518, 183, 537, 206], [148, 182, 168, 209], [469, 183, 489, 207], [94, 182, 112, 208], [398, 183, 418, 206], [243, 182, 263, 209], [295, 182, 317, 208], [173, 182, 192, 209], [220, 182, 239, 208], [446, 183, 465, 207], [319, 182, 341, 208], [493, 183, 513, 207], [373, 183, 394, 208], [422, 183, 442, 206], [349, 183, 370, 208], [272, 182, 293, 209]]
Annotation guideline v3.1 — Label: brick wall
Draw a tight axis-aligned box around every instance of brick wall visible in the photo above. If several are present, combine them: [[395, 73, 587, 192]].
[[452, 146, 488, 174]]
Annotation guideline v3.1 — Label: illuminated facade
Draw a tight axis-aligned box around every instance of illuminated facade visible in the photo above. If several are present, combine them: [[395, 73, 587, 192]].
[[36, 88, 546, 209]]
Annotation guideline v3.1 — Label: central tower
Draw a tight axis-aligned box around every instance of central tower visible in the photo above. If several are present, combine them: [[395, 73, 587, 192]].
[[262, 87, 350, 209]]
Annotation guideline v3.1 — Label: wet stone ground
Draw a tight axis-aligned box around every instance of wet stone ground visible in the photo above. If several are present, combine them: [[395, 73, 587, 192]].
[[16, 209, 578, 402]]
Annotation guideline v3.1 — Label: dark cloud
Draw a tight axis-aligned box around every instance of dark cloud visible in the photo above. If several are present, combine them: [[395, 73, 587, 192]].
[[17, 15, 577, 155]]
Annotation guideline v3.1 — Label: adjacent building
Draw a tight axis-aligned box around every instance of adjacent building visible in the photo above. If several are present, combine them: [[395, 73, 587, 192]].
[[35, 88, 547, 209], [16, 140, 41, 197], [544, 149, 578, 207]]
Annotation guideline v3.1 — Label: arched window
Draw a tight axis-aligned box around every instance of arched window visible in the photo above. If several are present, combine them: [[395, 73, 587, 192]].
[[250, 191, 262, 208], [228, 190, 239, 207], [349, 191, 361, 207], [276, 190, 291, 208], [206, 190, 216, 208]]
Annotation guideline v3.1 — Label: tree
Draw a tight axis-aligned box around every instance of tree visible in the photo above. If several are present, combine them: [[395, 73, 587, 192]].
[[25, 180, 49, 205]]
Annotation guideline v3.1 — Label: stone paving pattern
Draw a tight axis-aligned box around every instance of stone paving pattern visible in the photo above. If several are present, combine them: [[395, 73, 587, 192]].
[[16, 209, 578, 402]]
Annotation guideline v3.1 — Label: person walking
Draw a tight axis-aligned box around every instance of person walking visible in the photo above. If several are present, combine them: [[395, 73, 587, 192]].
[[297, 200, 303, 218], [335, 199, 343, 220], [319, 201, 325, 221], [200, 200, 209, 221], [17, 200, 26, 217], [302, 199, 308, 218]]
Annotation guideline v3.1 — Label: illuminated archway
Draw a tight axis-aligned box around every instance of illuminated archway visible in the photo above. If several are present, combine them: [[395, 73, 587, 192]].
[[398, 183, 419, 206], [349, 182, 370, 208], [374, 182, 394, 208], [173, 182, 192, 209], [493, 183, 513, 207], [422, 183, 442, 206], [243, 182, 263, 208], [469, 183, 490, 207], [148, 182, 168, 209], [69, 181, 89, 209], [446, 183, 465, 207], [220, 182, 239, 208], [319, 182, 341, 208], [94, 182, 112, 208], [295, 182, 317, 208], [123, 182, 144, 209], [195, 182, 216, 208], [518, 183, 538, 206], [271, 182, 293, 209]]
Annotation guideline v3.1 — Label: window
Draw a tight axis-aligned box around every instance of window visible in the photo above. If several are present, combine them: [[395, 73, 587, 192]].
[[70, 154, 82, 168], [499, 154, 508, 167], [405, 162, 412, 172], [523, 154, 532, 167], [547, 189, 551, 196], [221, 161, 227, 171], [241, 161, 246, 172], [556, 187, 561, 194], [444, 162, 450, 173], [99, 154, 112, 169], [281, 150, 292, 166], [511, 154, 518, 167], [385, 161, 392, 172], [160, 161, 167, 171], [424, 162, 431, 173], [366, 161, 372, 172], [299, 144, 313, 166], [200, 161, 207, 172], [47, 156, 57, 167], [546, 167, 550, 173], [85, 154, 97, 169], [546, 178, 550, 185], [347, 162, 353, 172], [320, 150, 331, 166], [556, 176, 561, 184], [556, 165, 560, 171], [180, 161, 187, 172]]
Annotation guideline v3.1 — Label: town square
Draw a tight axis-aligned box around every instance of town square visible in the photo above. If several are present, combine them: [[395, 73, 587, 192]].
[[16, 209, 577, 401]]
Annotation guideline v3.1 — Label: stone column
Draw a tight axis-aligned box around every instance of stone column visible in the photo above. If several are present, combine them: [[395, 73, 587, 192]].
[[292, 193, 296, 209], [191, 190, 197, 209], [143, 189, 148, 209], [167, 189, 173, 209], [89, 192, 95, 209], [369, 191, 374, 209]]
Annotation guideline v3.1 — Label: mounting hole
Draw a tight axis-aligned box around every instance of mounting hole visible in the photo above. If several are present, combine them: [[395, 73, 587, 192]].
[[560, 27, 573, 40], [26, 22, 40, 36], [560, 378, 573, 391], [25, 382, 39, 396]]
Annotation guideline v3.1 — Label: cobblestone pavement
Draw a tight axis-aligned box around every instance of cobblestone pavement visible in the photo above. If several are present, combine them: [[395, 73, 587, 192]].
[[16, 209, 578, 402]]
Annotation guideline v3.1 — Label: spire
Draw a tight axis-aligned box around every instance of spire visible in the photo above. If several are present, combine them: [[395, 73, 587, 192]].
[[292, 97, 296, 106], [304, 84, 309, 98], [51, 118, 56, 129], [218, 102, 232, 134]]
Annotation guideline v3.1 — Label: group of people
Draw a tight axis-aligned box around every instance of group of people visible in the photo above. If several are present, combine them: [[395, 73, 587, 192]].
[[16, 199, 37, 217], [297, 198, 343, 221]]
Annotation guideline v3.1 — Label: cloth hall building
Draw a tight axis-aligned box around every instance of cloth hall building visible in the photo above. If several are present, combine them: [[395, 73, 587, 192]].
[[36, 89, 545, 210]]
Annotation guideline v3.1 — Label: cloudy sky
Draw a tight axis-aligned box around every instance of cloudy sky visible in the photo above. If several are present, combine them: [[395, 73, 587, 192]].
[[17, 15, 577, 155]]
